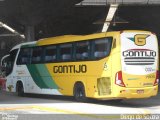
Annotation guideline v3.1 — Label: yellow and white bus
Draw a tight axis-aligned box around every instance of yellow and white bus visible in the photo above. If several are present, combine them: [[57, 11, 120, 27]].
[[4, 30, 159, 101]]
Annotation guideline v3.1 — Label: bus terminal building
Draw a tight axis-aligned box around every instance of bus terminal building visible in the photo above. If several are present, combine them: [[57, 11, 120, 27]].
[[0, 1, 160, 116]]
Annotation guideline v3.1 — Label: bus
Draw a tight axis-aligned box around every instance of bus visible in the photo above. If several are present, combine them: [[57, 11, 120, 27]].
[[3, 30, 159, 101]]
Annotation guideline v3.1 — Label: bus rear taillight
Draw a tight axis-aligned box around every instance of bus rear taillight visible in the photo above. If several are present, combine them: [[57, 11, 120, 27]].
[[154, 71, 159, 86], [115, 71, 125, 87]]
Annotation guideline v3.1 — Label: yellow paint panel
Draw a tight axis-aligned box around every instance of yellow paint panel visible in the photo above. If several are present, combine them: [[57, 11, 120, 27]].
[[37, 32, 118, 46], [34, 30, 158, 100], [122, 72, 156, 88]]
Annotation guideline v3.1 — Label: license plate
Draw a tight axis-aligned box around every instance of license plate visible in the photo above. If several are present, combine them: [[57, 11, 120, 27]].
[[137, 90, 144, 94]]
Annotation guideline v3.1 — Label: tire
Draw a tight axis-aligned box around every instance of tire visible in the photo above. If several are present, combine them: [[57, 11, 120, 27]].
[[108, 99, 123, 103], [17, 82, 24, 97], [74, 83, 87, 102]]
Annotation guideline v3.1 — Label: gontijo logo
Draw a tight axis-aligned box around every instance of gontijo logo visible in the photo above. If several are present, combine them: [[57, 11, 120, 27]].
[[128, 34, 150, 46], [123, 49, 156, 65]]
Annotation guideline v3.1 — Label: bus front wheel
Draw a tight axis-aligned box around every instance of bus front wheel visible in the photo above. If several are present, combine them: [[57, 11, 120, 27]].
[[74, 82, 87, 102], [16, 82, 24, 97]]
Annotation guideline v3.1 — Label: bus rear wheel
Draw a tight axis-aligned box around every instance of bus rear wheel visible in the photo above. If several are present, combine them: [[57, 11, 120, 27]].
[[74, 83, 87, 102], [16, 82, 24, 97]]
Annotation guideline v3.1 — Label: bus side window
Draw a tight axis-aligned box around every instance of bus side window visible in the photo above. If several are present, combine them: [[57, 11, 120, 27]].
[[76, 41, 90, 60], [45, 46, 57, 62], [93, 38, 112, 59], [59, 44, 72, 61], [17, 48, 32, 65], [31, 47, 43, 64]]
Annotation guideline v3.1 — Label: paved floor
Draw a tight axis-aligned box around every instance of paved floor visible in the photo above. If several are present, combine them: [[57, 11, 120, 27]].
[[0, 91, 160, 120]]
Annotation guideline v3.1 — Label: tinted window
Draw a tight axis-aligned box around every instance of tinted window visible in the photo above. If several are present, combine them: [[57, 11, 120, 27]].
[[31, 47, 43, 64], [75, 41, 90, 60], [17, 48, 31, 65], [59, 44, 72, 61], [93, 38, 112, 59], [45, 46, 57, 62]]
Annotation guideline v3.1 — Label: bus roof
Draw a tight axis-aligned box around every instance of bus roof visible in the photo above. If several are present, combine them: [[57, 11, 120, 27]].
[[37, 32, 117, 46], [120, 30, 152, 34], [10, 41, 37, 51], [10, 30, 153, 50], [37, 30, 152, 46]]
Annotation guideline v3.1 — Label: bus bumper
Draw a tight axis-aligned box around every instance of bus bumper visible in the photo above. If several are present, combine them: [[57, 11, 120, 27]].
[[93, 85, 158, 100], [114, 86, 158, 99]]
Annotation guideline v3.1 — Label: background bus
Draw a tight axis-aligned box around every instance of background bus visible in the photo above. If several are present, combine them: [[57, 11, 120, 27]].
[[3, 30, 159, 101]]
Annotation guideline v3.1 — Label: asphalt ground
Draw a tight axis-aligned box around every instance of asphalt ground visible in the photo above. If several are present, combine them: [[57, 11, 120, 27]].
[[0, 90, 160, 120]]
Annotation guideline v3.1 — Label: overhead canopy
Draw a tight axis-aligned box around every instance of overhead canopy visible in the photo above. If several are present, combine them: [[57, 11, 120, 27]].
[[0, 0, 84, 39], [78, 0, 160, 5], [0, 0, 160, 60], [0, 0, 160, 40]]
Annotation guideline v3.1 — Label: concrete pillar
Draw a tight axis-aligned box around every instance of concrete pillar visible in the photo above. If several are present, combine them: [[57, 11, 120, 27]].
[[25, 25, 35, 42]]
